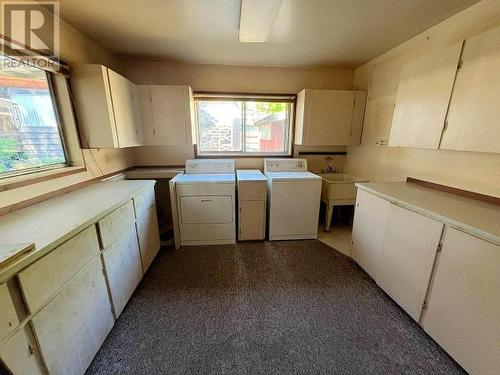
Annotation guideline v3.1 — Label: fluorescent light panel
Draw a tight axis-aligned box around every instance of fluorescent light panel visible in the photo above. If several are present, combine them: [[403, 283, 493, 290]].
[[239, 0, 282, 43]]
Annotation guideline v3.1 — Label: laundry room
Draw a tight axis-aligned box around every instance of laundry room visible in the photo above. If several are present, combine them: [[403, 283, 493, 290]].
[[0, 1, 499, 374]]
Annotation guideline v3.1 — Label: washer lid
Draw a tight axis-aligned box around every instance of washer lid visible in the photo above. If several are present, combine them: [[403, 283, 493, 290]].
[[265, 171, 321, 181], [174, 173, 236, 184]]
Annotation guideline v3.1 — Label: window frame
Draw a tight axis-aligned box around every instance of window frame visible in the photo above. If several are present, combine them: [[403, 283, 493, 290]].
[[0, 59, 71, 180], [194, 92, 296, 157]]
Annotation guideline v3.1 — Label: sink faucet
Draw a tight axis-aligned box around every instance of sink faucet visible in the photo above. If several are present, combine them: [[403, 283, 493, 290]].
[[321, 157, 340, 174]]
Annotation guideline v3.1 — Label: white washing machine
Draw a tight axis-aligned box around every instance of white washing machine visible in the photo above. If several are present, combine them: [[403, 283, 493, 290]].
[[171, 159, 236, 247], [264, 158, 322, 241]]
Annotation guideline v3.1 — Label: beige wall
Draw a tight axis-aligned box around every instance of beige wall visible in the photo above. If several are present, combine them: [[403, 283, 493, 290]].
[[0, 17, 135, 211], [124, 61, 353, 170], [346, 0, 500, 198]]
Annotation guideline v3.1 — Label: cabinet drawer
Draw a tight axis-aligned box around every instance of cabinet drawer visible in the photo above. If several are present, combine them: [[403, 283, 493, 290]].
[[180, 195, 233, 224], [102, 224, 143, 317], [0, 283, 19, 341], [18, 226, 100, 312], [133, 187, 155, 218], [31, 257, 114, 375], [238, 182, 266, 201], [137, 206, 161, 272], [98, 200, 135, 248]]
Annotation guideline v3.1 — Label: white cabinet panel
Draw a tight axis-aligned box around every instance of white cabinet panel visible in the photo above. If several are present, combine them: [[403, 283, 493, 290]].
[[102, 225, 143, 317], [239, 200, 266, 241], [389, 41, 463, 149], [351, 189, 390, 281], [0, 283, 18, 341], [140, 85, 194, 146], [295, 89, 366, 146], [377, 204, 443, 321], [32, 257, 114, 375], [18, 225, 100, 312], [70, 64, 142, 149], [0, 326, 45, 375], [441, 25, 500, 153], [137, 206, 161, 272], [421, 228, 500, 375], [107, 69, 143, 147]]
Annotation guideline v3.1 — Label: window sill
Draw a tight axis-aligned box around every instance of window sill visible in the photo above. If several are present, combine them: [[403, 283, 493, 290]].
[[0, 166, 87, 192], [196, 154, 292, 159]]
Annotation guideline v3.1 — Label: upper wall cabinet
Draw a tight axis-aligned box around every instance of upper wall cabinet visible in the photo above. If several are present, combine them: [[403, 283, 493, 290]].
[[71, 65, 143, 148], [441, 25, 500, 153], [294, 89, 367, 146], [389, 41, 463, 149], [139, 85, 195, 146]]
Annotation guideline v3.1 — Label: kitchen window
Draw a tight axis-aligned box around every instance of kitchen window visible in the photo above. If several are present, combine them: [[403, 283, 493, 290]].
[[0, 55, 68, 178], [194, 93, 295, 155]]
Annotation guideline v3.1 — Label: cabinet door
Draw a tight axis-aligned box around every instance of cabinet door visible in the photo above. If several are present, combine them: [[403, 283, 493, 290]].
[[137, 206, 161, 272], [31, 257, 114, 375], [107, 69, 142, 147], [150, 85, 192, 145], [304, 90, 354, 145], [102, 224, 143, 317], [349, 91, 367, 145], [0, 325, 45, 375], [389, 42, 463, 149], [377, 204, 443, 321], [351, 189, 390, 282], [138, 85, 155, 144], [0, 283, 19, 342], [239, 200, 265, 241], [421, 228, 500, 375], [441, 25, 500, 153]]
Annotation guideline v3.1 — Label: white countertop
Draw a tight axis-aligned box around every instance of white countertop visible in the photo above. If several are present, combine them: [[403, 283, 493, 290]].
[[0, 180, 155, 283], [126, 167, 183, 179], [356, 182, 500, 246], [236, 169, 267, 182]]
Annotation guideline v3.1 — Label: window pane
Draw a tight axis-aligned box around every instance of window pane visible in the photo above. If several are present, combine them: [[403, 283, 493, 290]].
[[197, 101, 242, 152], [0, 57, 66, 176], [245, 102, 288, 153]]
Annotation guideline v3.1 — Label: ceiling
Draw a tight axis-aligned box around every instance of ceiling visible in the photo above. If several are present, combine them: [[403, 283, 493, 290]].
[[57, 0, 480, 67]]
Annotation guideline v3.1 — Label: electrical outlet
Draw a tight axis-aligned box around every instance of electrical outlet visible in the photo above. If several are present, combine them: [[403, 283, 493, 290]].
[[375, 138, 388, 146]]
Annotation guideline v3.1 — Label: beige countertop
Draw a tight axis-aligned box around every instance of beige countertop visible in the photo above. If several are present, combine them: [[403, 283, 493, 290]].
[[356, 182, 500, 246], [0, 180, 155, 283]]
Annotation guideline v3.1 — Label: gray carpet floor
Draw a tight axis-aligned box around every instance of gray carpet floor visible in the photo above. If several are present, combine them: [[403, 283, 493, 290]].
[[86, 240, 465, 375]]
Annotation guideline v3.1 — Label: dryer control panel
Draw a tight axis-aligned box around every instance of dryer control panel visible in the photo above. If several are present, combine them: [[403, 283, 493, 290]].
[[264, 158, 308, 173], [185, 159, 235, 174]]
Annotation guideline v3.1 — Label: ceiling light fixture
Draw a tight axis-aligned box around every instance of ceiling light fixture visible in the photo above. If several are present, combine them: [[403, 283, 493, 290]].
[[238, 0, 282, 43]]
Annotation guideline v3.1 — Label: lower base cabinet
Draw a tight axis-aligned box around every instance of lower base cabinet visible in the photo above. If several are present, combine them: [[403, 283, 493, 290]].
[[377, 204, 443, 321], [421, 228, 500, 375], [0, 326, 45, 375], [31, 257, 114, 375], [352, 189, 390, 280], [137, 205, 161, 272], [102, 224, 143, 317]]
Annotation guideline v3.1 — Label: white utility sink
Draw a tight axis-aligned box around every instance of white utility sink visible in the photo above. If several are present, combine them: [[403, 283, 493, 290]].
[[318, 173, 368, 231]]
